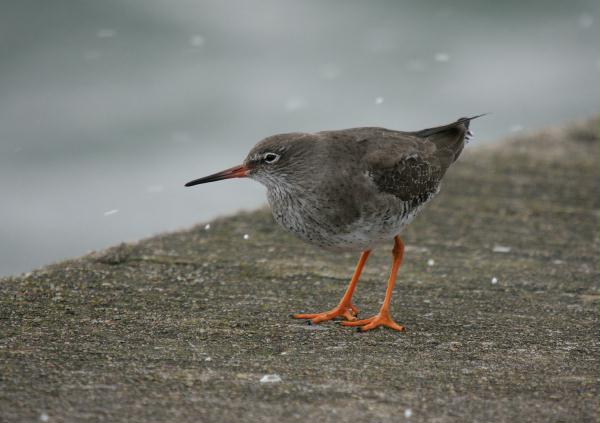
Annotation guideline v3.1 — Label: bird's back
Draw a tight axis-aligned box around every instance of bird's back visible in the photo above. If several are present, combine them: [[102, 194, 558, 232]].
[[317, 116, 474, 201]]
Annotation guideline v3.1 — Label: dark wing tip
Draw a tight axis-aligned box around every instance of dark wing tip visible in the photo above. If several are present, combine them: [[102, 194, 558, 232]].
[[414, 114, 489, 139], [456, 113, 490, 128]]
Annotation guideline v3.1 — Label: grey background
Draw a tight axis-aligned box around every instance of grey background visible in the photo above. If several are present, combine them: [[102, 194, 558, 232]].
[[0, 0, 598, 276]]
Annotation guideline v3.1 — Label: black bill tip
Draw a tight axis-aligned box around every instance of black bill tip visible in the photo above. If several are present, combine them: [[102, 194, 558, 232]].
[[184, 164, 249, 187]]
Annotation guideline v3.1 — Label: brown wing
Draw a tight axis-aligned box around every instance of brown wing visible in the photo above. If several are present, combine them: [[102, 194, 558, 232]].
[[364, 117, 479, 201], [366, 150, 444, 203], [321, 117, 478, 203]]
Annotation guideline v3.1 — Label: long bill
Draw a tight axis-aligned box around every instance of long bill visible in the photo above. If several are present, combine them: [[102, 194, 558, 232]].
[[184, 164, 249, 187]]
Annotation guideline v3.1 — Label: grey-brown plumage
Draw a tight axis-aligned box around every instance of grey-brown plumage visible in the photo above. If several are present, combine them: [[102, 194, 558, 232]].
[[185, 115, 483, 331], [232, 116, 481, 251]]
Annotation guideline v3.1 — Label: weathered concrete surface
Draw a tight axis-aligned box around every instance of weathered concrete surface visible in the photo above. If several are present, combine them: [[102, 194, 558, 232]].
[[1, 118, 598, 423]]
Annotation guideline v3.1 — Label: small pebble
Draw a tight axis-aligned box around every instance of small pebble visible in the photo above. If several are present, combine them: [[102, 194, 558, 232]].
[[145, 184, 164, 193], [284, 96, 307, 111], [189, 34, 205, 47], [319, 63, 341, 80], [510, 124, 524, 133], [434, 52, 450, 62], [96, 28, 116, 38], [260, 374, 281, 383]]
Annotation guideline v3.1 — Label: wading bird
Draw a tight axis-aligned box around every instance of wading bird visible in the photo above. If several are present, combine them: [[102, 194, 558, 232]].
[[186, 116, 482, 331]]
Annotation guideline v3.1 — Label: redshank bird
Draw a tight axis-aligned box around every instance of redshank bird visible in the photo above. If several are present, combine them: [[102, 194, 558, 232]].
[[185, 116, 483, 331]]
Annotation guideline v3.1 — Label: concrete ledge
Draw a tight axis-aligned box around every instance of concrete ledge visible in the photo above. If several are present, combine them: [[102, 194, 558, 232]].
[[1, 117, 598, 422]]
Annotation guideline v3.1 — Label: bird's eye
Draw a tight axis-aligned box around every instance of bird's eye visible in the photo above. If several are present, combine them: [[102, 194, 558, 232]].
[[263, 153, 280, 164]]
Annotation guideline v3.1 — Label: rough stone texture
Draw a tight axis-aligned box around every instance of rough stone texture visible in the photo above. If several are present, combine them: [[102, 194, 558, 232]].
[[1, 118, 598, 423]]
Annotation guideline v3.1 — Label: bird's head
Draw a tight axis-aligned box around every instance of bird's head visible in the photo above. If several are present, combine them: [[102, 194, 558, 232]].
[[184, 133, 316, 190]]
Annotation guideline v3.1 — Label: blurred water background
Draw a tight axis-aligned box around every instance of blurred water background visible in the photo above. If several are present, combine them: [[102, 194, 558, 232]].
[[0, 0, 598, 276]]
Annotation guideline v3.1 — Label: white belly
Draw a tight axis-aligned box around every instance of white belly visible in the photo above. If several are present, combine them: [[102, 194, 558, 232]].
[[324, 205, 423, 251], [268, 186, 437, 252]]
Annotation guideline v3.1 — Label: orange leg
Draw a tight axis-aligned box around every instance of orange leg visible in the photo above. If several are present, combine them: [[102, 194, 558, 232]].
[[342, 236, 406, 332], [292, 250, 371, 324]]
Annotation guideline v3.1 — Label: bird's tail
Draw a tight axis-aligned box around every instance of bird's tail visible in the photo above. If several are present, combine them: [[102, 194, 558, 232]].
[[414, 114, 487, 139], [459, 114, 488, 142], [415, 114, 488, 164]]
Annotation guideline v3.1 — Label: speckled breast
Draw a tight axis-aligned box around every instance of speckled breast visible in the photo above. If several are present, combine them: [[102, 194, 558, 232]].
[[267, 187, 438, 251]]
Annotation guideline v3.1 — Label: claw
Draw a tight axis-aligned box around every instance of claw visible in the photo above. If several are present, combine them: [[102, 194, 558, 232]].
[[341, 311, 405, 332], [292, 303, 360, 324], [340, 316, 375, 327]]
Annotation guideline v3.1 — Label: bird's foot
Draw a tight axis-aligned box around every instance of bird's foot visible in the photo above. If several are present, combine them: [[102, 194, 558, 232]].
[[292, 303, 359, 324], [340, 309, 405, 332]]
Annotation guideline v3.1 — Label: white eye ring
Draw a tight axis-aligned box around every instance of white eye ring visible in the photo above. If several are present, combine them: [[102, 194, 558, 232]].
[[264, 152, 280, 164]]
